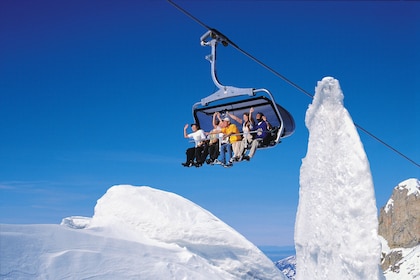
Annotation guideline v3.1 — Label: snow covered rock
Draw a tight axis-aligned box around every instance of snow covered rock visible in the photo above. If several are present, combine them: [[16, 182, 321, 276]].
[[0, 185, 285, 280], [380, 236, 420, 280], [379, 178, 420, 248], [294, 77, 384, 280], [379, 178, 420, 279]]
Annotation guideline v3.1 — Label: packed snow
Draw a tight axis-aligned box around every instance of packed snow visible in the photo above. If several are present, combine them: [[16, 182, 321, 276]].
[[0, 185, 286, 280], [384, 198, 395, 214], [295, 77, 384, 279], [395, 178, 420, 197]]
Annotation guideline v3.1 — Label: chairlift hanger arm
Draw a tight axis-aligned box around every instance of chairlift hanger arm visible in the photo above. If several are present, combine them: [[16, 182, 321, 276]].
[[199, 30, 255, 106], [200, 30, 226, 91]]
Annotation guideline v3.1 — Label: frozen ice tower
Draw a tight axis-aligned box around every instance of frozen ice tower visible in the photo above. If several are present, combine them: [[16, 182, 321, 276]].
[[294, 77, 384, 279]]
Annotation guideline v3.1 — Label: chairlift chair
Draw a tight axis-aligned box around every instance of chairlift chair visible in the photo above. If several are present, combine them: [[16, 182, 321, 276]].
[[192, 30, 295, 148]]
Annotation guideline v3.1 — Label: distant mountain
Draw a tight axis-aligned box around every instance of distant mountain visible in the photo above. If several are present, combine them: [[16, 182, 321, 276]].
[[275, 255, 296, 280], [258, 245, 295, 262], [0, 185, 286, 280], [378, 178, 420, 279]]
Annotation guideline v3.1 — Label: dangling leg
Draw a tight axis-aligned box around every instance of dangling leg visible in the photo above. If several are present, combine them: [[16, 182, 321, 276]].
[[195, 144, 208, 166], [219, 144, 227, 164], [208, 142, 219, 163], [237, 138, 247, 160], [244, 139, 260, 160], [183, 147, 195, 167], [231, 141, 243, 161], [225, 144, 233, 166]]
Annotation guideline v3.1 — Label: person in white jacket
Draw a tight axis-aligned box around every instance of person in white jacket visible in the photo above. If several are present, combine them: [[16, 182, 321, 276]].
[[182, 123, 207, 167]]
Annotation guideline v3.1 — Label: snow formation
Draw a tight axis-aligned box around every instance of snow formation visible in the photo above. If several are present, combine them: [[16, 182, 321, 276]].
[[295, 77, 384, 279], [0, 185, 285, 280]]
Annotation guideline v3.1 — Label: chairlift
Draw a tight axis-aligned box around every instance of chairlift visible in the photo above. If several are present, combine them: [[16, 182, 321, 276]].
[[192, 30, 295, 148]]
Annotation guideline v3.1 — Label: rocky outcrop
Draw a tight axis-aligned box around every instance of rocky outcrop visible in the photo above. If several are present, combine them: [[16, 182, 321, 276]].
[[380, 249, 403, 273], [379, 178, 420, 277], [378, 178, 420, 249]]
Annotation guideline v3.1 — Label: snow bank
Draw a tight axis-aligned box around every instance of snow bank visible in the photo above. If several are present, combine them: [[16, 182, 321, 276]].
[[0, 185, 285, 280], [88, 185, 285, 279], [294, 77, 384, 279]]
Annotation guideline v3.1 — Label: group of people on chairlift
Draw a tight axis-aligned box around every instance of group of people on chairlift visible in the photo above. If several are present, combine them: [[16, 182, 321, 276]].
[[182, 107, 273, 168]]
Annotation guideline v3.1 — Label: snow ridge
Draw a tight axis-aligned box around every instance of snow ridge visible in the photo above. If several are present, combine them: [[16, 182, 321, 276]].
[[88, 185, 285, 279]]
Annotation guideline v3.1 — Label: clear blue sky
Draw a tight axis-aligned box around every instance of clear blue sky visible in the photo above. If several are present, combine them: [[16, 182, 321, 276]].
[[1, 0, 419, 247]]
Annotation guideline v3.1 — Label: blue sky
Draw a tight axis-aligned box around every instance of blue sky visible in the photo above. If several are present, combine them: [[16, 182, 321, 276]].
[[1, 1, 419, 247]]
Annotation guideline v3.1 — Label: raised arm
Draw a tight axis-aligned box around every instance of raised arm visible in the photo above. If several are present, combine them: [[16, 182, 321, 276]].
[[212, 112, 219, 129], [261, 115, 272, 130], [183, 124, 189, 138], [227, 111, 242, 124], [249, 107, 255, 125]]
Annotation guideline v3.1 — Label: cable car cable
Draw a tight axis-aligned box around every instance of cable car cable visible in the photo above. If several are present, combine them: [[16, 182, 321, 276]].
[[355, 126, 420, 168], [167, 0, 313, 99], [167, 0, 420, 169], [167, 0, 211, 30]]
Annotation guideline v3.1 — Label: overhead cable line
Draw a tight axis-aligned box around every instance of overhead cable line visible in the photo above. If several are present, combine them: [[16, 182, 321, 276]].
[[167, 0, 420, 169], [168, 0, 313, 98]]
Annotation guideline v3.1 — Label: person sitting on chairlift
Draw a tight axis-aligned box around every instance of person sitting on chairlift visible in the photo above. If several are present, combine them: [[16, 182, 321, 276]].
[[182, 123, 207, 167], [238, 112, 271, 161], [227, 108, 255, 162], [219, 114, 242, 166], [206, 112, 222, 165]]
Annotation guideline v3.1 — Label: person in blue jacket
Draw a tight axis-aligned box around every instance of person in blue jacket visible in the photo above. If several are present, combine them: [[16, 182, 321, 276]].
[[241, 112, 271, 161]]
